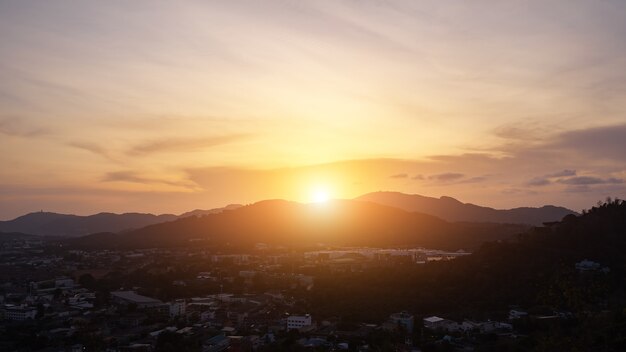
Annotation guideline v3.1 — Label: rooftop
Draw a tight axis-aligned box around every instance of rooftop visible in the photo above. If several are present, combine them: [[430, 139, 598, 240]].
[[111, 291, 163, 304], [423, 316, 445, 323]]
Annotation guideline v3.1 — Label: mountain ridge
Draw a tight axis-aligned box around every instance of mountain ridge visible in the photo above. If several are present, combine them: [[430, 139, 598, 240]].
[[356, 191, 577, 225], [0, 205, 242, 237], [68, 199, 528, 250]]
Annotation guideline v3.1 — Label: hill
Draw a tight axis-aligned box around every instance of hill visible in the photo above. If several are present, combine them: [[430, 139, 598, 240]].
[[0, 205, 242, 237], [178, 204, 242, 218], [0, 212, 178, 237], [356, 191, 576, 225], [68, 199, 527, 250]]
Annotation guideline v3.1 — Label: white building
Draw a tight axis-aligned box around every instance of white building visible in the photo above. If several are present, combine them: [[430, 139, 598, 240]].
[[287, 314, 312, 330]]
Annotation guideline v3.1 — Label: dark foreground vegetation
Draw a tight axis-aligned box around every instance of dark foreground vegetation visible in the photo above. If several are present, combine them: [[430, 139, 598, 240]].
[[303, 198, 626, 350]]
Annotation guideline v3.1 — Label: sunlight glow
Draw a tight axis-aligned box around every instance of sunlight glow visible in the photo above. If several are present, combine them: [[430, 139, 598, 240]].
[[310, 187, 331, 203]]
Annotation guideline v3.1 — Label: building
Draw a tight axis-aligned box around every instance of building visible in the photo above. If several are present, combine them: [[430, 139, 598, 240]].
[[575, 259, 611, 273], [423, 316, 446, 330], [169, 299, 186, 317], [2, 305, 37, 321], [111, 291, 164, 309], [111, 291, 168, 315], [287, 314, 312, 330], [55, 278, 75, 289], [509, 309, 528, 320], [479, 321, 513, 333], [385, 311, 414, 332], [203, 334, 230, 352]]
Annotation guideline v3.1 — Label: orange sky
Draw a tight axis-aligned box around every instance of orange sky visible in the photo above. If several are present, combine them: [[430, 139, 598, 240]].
[[1, 1, 625, 219]]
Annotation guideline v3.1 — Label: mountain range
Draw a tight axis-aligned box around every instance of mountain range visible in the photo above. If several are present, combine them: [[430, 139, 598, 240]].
[[68, 199, 527, 250], [356, 192, 576, 225], [0, 192, 575, 238], [0, 204, 241, 237]]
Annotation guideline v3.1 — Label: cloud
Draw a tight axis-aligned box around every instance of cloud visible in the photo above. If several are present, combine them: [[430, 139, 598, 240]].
[[526, 177, 551, 187], [429, 172, 465, 182], [68, 141, 117, 162], [412, 174, 425, 180], [458, 176, 488, 184], [557, 176, 624, 185], [127, 134, 248, 156], [545, 169, 576, 178], [552, 124, 626, 162], [492, 121, 554, 142], [501, 188, 538, 195], [101, 171, 198, 189], [0, 116, 49, 137], [389, 173, 408, 179]]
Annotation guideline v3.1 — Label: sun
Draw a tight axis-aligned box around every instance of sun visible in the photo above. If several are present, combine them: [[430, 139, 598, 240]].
[[310, 187, 331, 203]]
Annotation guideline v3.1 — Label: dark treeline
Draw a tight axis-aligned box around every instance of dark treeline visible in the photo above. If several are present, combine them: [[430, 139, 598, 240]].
[[302, 199, 626, 350]]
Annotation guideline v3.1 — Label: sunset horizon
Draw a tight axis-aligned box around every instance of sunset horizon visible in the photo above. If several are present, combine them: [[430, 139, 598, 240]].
[[2, 1, 625, 219], [1, 2, 625, 350]]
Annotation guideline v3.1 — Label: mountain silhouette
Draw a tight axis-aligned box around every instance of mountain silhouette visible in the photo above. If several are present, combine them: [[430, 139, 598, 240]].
[[0, 205, 241, 237], [356, 191, 576, 225], [68, 199, 527, 250], [178, 204, 242, 218]]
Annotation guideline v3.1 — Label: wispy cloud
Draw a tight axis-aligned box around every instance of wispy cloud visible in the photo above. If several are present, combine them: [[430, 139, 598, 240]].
[[458, 176, 488, 184], [429, 172, 465, 182], [389, 173, 408, 179], [68, 141, 118, 162], [127, 134, 249, 156], [557, 176, 623, 185], [526, 178, 551, 187], [101, 171, 199, 190], [0, 115, 49, 137], [552, 124, 626, 162], [545, 169, 576, 178], [526, 170, 576, 187]]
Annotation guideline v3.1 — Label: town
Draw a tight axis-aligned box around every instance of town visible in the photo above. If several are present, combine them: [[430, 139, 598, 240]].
[[1, 236, 589, 351]]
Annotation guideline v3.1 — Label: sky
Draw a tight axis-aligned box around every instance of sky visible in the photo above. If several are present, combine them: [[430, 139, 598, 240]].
[[1, 0, 626, 219]]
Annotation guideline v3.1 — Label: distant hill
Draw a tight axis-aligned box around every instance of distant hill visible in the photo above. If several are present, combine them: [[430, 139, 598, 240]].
[[0, 212, 177, 237], [356, 192, 577, 225], [68, 199, 527, 250], [0, 204, 241, 237], [178, 204, 242, 218]]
